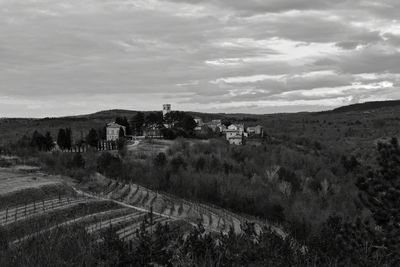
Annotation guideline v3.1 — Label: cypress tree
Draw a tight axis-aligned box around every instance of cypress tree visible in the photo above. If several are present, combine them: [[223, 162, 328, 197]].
[[119, 127, 125, 138], [86, 128, 99, 147], [57, 128, 66, 150], [116, 116, 131, 135], [31, 130, 46, 151], [130, 112, 145, 136], [44, 132, 54, 151], [65, 128, 72, 150]]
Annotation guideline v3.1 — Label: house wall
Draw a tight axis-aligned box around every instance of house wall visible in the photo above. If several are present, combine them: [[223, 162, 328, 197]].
[[247, 126, 263, 135], [218, 125, 226, 132], [228, 124, 244, 133], [228, 125, 238, 130], [226, 131, 240, 140], [247, 127, 256, 134], [254, 126, 263, 135], [106, 128, 119, 141], [229, 138, 243, 145], [106, 125, 126, 141]]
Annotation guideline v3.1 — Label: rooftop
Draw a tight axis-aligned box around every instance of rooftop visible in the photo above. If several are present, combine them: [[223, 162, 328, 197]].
[[107, 122, 125, 128]]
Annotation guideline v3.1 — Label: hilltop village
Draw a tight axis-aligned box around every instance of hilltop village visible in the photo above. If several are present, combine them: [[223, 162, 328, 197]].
[[0, 104, 265, 155], [106, 104, 264, 146]]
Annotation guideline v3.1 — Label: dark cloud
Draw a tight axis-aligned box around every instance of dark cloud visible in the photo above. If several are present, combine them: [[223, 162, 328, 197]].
[[336, 41, 361, 50], [167, 0, 344, 14], [167, 0, 400, 18], [333, 48, 400, 74]]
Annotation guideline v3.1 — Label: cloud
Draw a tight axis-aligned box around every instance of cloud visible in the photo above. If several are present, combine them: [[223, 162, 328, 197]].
[[166, 0, 400, 19], [0, 0, 399, 116]]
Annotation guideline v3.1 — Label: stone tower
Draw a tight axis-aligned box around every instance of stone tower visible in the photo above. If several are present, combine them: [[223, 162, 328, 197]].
[[163, 104, 171, 117]]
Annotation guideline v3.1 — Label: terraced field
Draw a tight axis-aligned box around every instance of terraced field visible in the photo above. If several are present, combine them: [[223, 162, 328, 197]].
[[0, 167, 279, 251], [98, 179, 263, 235], [0, 169, 175, 247], [0, 195, 95, 226]]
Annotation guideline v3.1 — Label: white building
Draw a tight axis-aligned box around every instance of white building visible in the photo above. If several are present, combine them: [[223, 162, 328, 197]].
[[225, 123, 247, 145], [247, 125, 264, 136], [225, 129, 242, 141], [228, 135, 244, 145], [106, 122, 126, 141], [227, 124, 245, 133], [194, 117, 204, 131]]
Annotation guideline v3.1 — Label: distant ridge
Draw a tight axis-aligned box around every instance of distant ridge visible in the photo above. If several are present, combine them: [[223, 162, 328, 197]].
[[326, 100, 400, 113], [2, 100, 400, 121]]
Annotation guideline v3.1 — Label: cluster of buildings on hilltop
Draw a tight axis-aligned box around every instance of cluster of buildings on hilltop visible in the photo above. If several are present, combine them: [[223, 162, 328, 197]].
[[106, 104, 172, 141], [193, 117, 264, 145], [194, 118, 226, 132], [105, 104, 264, 145]]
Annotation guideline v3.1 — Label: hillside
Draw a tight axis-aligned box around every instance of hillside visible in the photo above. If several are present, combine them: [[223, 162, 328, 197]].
[[1, 101, 400, 265], [1, 100, 400, 154], [327, 100, 400, 113], [0, 109, 252, 145]]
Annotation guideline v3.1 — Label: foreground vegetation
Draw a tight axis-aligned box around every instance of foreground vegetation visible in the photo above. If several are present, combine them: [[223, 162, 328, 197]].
[[1, 103, 400, 266], [0, 215, 397, 266], [1, 136, 399, 265]]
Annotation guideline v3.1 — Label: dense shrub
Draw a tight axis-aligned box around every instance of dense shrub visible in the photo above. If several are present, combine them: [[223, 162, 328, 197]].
[[153, 152, 167, 167], [0, 158, 12, 168], [356, 138, 400, 256], [3, 218, 394, 266], [97, 152, 123, 178]]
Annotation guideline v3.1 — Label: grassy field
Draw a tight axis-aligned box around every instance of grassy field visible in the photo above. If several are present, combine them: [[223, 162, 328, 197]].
[[0, 170, 64, 195], [128, 139, 174, 157]]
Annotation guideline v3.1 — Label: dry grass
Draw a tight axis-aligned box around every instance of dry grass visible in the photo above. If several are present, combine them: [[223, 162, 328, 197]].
[[129, 139, 173, 158], [0, 170, 63, 196]]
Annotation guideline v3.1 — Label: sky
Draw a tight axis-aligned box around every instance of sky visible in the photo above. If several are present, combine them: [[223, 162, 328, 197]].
[[1, 0, 400, 117]]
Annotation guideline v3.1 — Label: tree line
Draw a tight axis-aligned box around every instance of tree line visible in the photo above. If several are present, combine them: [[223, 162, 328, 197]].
[[7, 110, 200, 155]]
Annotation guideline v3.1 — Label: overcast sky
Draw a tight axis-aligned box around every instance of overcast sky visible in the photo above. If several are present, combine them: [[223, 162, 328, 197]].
[[1, 0, 400, 117]]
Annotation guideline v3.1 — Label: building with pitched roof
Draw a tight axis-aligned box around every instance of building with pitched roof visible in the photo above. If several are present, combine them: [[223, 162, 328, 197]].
[[106, 122, 126, 141]]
